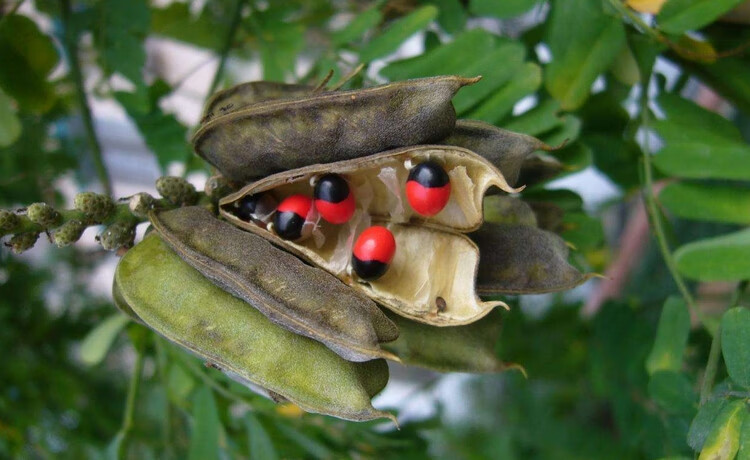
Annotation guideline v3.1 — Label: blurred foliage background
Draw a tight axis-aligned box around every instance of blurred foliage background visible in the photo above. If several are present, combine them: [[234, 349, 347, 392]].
[[1, 0, 750, 458]]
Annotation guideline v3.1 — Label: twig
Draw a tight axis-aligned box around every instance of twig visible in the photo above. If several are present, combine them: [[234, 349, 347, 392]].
[[117, 336, 146, 460], [61, 0, 113, 195]]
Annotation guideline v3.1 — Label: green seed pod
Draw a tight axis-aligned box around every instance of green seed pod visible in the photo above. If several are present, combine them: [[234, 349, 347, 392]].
[[483, 195, 538, 227], [116, 233, 394, 422], [26, 203, 62, 228], [221, 145, 516, 326], [98, 221, 136, 251], [155, 176, 198, 206], [382, 309, 520, 374], [150, 206, 399, 362], [7, 232, 40, 254], [193, 76, 480, 183], [441, 119, 554, 186], [128, 193, 155, 219], [200, 81, 315, 124], [53, 219, 86, 247], [471, 223, 595, 295], [0, 210, 20, 235], [74, 192, 115, 222]]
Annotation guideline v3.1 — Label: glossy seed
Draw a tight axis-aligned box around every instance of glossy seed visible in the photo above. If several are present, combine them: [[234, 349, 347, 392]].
[[235, 193, 277, 222], [274, 195, 314, 241], [406, 160, 451, 216], [314, 174, 356, 224], [352, 226, 396, 281]]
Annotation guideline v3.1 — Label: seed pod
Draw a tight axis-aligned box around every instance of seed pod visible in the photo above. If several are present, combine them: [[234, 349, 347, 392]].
[[116, 233, 394, 422], [193, 76, 480, 183], [200, 81, 315, 124], [483, 195, 538, 227], [471, 223, 595, 295], [0, 210, 20, 235], [156, 176, 198, 206], [221, 145, 516, 326], [75, 192, 115, 222], [53, 219, 86, 247], [26, 203, 61, 228], [98, 221, 136, 251], [150, 206, 399, 362], [441, 119, 554, 186], [516, 152, 566, 187], [382, 310, 520, 374], [128, 193, 155, 219], [203, 175, 235, 203], [7, 232, 39, 254]]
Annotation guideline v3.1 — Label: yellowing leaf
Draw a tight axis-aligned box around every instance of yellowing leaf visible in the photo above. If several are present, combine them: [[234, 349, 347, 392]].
[[628, 0, 667, 14]]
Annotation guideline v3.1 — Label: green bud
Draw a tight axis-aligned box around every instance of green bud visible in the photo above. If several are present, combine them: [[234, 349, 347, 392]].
[[98, 221, 136, 251], [128, 193, 155, 219], [26, 203, 62, 228], [74, 192, 114, 222], [204, 175, 233, 202], [6, 232, 40, 254], [54, 220, 86, 247], [156, 176, 198, 206], [0, 210, 20, 234]]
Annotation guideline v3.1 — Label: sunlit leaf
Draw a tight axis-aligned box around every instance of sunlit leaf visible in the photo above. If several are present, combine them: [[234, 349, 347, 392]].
[[655, 92, 744, 146], [675, 229, 750, 281], [689, 399, 729, 451], [698, 400, 746, 460], [503, 99, 563, 136], [660, 182, 750, 224], [359, 6, 438, 62], [79, 314, 130, 366], [646, 297, 690, 375], [545, 0, 625, 110], [658, 0, 745, 35], [721, 307, 750, 388]]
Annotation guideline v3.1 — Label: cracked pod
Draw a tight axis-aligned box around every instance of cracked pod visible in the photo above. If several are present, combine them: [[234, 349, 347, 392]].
[[150, 206, 398, 363], [114, 233, 394, 423], [220, 145, 520, 326], [192, 76, 479, 183]]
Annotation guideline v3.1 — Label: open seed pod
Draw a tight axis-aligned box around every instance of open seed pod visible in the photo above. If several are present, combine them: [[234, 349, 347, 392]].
[[192, 76, 480, 183], [220, 145, 519, 326], [115, 233, 394, 423], [150, 206, 399, 362]]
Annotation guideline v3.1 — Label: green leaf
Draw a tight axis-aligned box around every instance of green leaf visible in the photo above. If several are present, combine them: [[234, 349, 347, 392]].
[[151, 3, 223, 50], [381, 28, 496, 80], [655, 92, 744, 146], [541, 114, 582, 147], [721, 307, 750, 388], [274, 422, 333, 460], [689, 399, 729, 451], [256, 5, 306, 81], [94, 0, 150, 83], [653, 143, 750, 180], [166, 363, 195, 406], [687, 57, 750, 115], [658, 0, 746, 35], [466, 62, 541, 123], [245, 414, 278, 460], [0, 15, 58, 113], [79, 314, 130, 366], [429, 0, 467, 33], [331, 7, 383, 46], [503, 99, 563, 136], [660, 182, 750, 224], [739, 412, 750, 459], [675, 229, 750, 281], [544, 0, 626, 110], [560, 209, 603, 252], [0, 87, 21, 147], [359, 5, 438, 62], [648, 370, 698, 415], [188, 386, 221, 460], [698, 400, 746, 460], [587, 134, 642, 190], [469, 0, 540, 18], [646, 297, 690, 375]]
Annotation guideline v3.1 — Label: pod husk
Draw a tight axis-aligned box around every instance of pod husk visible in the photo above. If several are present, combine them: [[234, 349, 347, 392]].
[[221, 146, 509, 326], [116, 233, 394, 422], [483, 195, 538, 227], [193, 76, 479, 183], [471, 223, 595, 295], [150, 206, 399, 362], [441, 119, 553, 186], [382, 309, 515, 373], [200, 81, 315, 124], [517, 152, 567, 188]]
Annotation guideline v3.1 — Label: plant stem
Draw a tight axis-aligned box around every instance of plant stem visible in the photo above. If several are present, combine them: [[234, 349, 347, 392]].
[[60, 0, 113, 195], [208, 0, 248, 97], [118, 337, 145, 460]]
